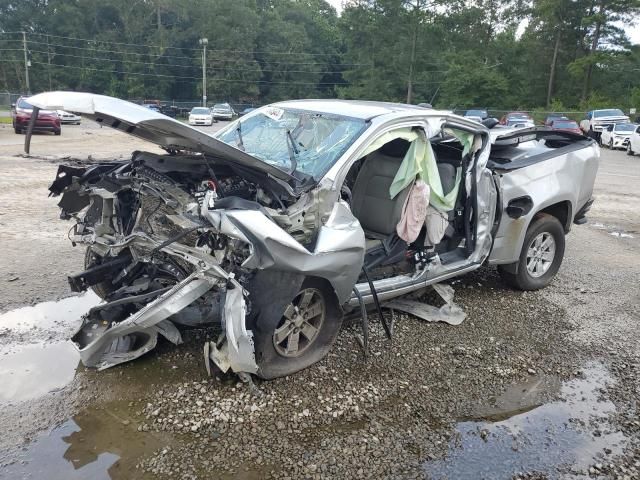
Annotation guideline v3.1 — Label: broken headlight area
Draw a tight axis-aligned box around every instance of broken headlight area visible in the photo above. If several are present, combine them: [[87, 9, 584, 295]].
[[49, 153, 291, 374]]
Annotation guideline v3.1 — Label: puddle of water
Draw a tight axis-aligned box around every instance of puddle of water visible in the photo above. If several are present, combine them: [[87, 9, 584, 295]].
[[424, 363, 626, 480], [0, 292, 100, 334], [590, 222, 635, 238], [0, 342, 80, 402], [609, 231, 634, 238], [1, 404, 172, 480]]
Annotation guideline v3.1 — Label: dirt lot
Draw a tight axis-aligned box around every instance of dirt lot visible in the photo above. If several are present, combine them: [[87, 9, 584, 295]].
[[0, 121, 639, 480]]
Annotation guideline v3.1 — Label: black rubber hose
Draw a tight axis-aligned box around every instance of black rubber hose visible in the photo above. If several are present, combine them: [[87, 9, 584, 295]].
[[352, 286, 369, 358], [362, 267, 392, 339], [150, 226, 202, 256]]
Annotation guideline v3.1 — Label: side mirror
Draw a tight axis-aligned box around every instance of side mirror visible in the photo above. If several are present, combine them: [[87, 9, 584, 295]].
[[10, 103, 16, 109]]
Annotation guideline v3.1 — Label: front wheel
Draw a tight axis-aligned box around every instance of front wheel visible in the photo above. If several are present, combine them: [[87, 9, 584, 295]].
[[498, 213, 565, 291], [627, 143, 635, 156], [252, 279, 342, 379], [609, 139, 614, 150]]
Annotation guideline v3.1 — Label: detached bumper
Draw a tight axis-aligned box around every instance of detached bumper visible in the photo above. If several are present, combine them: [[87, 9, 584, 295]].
[[71, 239, 258, 374]]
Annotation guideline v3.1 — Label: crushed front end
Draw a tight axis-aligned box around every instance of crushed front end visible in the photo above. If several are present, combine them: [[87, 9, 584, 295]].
[[49, 152, 299, 374]]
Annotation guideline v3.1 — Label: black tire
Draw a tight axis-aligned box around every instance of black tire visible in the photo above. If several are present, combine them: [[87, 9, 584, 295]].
[[54, 129, 61, 136], [498, 213, 565, 291], [14, 126, 21, 134], [609, 139, 613, 150], [252, 278, 342, 380], [84, 247, 116, 299], [627, 143, 634, 156]]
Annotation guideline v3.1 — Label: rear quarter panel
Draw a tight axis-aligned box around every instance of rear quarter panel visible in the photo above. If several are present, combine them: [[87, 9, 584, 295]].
[[489, 142, 599, 265]]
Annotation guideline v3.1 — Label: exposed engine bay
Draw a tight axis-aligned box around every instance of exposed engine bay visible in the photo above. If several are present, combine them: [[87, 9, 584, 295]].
[[50, 150, 332, 374]]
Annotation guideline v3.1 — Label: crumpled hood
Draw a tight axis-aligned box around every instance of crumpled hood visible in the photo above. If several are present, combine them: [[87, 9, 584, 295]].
[[26, 91, 292, 182]]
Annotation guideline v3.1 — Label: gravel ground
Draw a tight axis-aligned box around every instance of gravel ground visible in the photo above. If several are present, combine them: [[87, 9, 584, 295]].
[[0, 122, 638, 480]]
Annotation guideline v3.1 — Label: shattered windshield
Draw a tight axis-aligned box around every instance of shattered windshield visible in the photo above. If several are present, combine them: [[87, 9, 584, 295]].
[[217, 107, 366, 178]]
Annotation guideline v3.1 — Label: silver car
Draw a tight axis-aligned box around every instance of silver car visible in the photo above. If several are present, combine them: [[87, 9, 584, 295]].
[[28, 92, 599, 380]]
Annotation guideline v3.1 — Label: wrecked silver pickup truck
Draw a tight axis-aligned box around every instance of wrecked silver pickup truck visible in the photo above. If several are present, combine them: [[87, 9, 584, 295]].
[[29, 92, 599, 379]]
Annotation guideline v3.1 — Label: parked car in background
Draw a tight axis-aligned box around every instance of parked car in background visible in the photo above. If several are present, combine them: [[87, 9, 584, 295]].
[[544, 114, 569, 126], [580, 109, 629, 140], [188, 107, 215, 126], [626, 125, 640, 156], [505, 118, 535, 128], [159, 104, 178, 118], [239, 107, 256, 116], [56, 110, 81, 125], [143, 103, 161, 112], [11, 97, 61, 135], [212, 103, 235, 120], [600, 123, 637, 150], [464, 108, 488, 122], [549, 119, 582, 134], [500, 112, 533, 126]]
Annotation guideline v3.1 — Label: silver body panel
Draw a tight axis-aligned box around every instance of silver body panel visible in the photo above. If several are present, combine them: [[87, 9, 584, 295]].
[[488, 140, 599, 265]]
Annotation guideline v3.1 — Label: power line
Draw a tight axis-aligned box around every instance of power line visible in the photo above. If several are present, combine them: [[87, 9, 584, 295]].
[[33, 61, 356, 85], [26, 48, 388, 75], [24, 39, 372, 67], [3, 31, 347, 57]]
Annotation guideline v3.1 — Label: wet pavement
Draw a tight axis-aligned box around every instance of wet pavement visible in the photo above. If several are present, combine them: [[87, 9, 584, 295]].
[[1, 402, 174, 480], [0, 292, 99, 341], [424, 363, 626, 479], [0, 342, 79, 402]]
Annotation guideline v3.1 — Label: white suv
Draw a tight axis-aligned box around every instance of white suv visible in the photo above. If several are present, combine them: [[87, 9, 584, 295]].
[[601, 123, 637, 150]]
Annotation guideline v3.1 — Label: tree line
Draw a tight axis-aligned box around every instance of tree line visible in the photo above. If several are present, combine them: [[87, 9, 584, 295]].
[[1, 0, 639, 111]]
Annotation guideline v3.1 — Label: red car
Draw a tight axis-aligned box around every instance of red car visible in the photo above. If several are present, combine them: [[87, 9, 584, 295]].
[[549, 119, 582, 135], [11, 97, 61, 135], [499, 111, 533, 125]]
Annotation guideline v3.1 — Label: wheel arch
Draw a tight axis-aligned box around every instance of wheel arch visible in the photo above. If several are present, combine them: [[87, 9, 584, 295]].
[[538, 200, 573, 234], [492, 198, 571, 273]]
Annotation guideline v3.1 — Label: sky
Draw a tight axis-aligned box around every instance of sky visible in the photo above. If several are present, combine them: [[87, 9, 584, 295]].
[[325, 0, 640, 45]]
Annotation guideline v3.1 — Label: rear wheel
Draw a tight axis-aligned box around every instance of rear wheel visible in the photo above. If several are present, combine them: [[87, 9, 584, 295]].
[[54, 130, 61, 136], [498, 213, 565, 291], [252, 278, 342, 379], [14, 126, 21, 134], [609, 139, 614, 150]]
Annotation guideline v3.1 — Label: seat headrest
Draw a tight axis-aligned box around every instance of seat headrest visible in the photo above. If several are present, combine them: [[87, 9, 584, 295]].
[[379, 138, 410, 158]]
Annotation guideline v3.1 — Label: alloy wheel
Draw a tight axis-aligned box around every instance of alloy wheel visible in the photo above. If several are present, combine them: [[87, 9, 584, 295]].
[[526, 232, 556, 278], [273, 288, 325, 358]]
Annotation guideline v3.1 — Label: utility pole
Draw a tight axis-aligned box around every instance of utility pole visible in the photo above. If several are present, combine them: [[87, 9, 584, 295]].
[[22, 32, 30, 94], [199, 38, 208, 107]]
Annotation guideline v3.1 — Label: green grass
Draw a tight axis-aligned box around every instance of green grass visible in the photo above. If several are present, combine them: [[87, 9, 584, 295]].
[[0, 116, 12, 124]]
